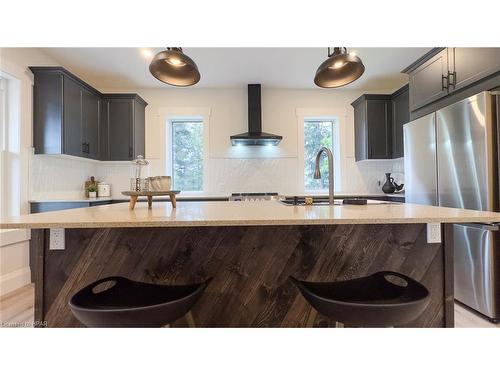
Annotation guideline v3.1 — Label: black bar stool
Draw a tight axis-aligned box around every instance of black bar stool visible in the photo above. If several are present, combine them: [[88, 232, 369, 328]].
[[291, 271, 430, 327], [69, 276, 211, 327]]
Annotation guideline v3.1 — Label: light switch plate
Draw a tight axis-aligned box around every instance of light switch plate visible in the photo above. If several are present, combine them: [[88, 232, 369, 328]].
[[49, 228, 65, 250], [426, 223, 441, 243]]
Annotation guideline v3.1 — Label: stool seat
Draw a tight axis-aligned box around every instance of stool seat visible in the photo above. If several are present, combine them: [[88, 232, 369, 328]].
[[291, 271, 430, 327], [69, 276, 211, 327]]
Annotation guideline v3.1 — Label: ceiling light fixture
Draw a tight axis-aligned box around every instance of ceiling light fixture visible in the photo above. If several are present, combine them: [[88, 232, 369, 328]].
[[149, 47, 200, 87], [140, 48, 154, 59], [314, 47, 365, 88]]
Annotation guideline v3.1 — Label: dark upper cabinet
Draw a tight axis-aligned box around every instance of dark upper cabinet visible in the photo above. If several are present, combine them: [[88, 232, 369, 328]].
[[99, 97, 109, 160], [449, 48, 500, 92], [102, 95, 147, 161], [407, 49, 449, 111], [353, 99, 368, 161], [62, 76, 83, 157], [391, 85, 409, 159], [352, 86, 409, 161], [351, 95, 392, 161], [404, 48, 500, 113], [30, 67, 147, 161], [32, 72, 63, 154], [107, 98, 133, 161], [134, 100, 146, 158], [81, 87, 100, 159]]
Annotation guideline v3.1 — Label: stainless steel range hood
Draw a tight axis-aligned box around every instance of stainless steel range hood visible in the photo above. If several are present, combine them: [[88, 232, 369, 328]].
[[230, 84, 283, 146]]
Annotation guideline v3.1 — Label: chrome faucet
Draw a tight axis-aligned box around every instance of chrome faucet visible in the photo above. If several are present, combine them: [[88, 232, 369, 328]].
[[314, 147, 334, 204]]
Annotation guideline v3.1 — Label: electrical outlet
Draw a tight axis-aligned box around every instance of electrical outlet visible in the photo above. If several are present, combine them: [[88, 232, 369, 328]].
[[49, 228, 65, 250], [426, 223, 441, 243]]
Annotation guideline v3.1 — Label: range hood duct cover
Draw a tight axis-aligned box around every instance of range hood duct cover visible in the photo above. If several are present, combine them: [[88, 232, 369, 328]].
[[230, 84, 283, 146]]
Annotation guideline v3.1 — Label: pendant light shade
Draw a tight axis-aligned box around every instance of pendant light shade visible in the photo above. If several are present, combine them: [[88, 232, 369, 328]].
[[149, 47, 201, 87], [314, 47, 365, 88]]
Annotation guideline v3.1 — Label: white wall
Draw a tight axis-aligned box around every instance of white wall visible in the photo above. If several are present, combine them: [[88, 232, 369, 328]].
[[1, 47, 405, 293], [0, 48, 59, 295], [0, 48, 405, 202], [31, 87, 404, 199], [101, 86, 404, 196]]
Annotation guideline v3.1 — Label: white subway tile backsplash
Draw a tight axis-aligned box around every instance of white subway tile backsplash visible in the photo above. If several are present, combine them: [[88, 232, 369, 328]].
[[30, 155, 405, 199], [30, 155, 97, 200]]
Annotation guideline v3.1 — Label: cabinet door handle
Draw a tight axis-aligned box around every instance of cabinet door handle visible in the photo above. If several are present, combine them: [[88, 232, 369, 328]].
[[82, 142, 89, 154], [448, 71, 456, 88], [128, 146, 133, 158], [441, 74, 449, 91]]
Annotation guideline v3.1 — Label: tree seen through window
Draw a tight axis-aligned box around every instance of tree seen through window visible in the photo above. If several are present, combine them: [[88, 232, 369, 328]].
[[171, 121, 203, 191], [304, 120, 334, 191]]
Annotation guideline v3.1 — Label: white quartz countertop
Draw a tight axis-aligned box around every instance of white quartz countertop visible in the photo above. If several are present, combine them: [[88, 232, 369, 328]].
[[28, 192, 404, 202], [2, 200, 499, 229]]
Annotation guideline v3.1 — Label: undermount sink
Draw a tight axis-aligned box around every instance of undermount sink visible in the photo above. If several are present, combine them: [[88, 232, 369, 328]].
[[279, 198, 398, 206]]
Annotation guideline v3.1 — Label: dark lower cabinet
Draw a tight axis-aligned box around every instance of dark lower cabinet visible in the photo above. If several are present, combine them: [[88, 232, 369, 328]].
[[30, 200, 113, 213], [30, 67, 147, 162]]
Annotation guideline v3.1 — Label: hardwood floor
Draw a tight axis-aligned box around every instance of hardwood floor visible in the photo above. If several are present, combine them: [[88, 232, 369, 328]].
[[454, 303, 499, 328], [1, 284, 498, 328], [0, 284, 34, 328]]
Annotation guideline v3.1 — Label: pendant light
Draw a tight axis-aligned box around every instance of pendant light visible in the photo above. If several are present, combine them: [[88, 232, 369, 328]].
[[149, 47, 201, 87], [314, 47, 365, 88]]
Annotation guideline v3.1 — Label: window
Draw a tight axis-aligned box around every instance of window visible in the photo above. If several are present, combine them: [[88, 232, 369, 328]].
[[0, 73, 22, 217], [170, 120, 204, 192], [303, 120, 334, 191]]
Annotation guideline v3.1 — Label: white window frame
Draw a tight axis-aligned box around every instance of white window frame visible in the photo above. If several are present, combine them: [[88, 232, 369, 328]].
[[296, 108, 345, 194], [159, 107, 211, 195], [0, 72, 22, 218]]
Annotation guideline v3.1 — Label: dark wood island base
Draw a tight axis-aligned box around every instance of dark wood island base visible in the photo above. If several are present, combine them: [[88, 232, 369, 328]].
[[32, 223, 454, 328]]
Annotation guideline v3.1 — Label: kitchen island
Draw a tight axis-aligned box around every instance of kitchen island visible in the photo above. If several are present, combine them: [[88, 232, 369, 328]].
[[2, 201, 499, 328]]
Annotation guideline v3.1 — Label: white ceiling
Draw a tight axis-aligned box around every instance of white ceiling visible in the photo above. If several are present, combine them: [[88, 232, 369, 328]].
[[40, 47, 432, 91]]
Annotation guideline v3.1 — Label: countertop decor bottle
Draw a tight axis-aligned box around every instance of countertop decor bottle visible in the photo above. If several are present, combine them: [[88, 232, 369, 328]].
[[382, 173, 396, 194], [130, 155, 150, 192]]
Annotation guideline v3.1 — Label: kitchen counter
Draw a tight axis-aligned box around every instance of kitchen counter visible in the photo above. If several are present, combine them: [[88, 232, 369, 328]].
[[19, 199, 490, 327], [29, 192, 404, 203], [2, 200, 499, 229]]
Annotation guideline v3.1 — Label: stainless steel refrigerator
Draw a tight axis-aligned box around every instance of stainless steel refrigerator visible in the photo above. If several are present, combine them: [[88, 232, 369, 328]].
[[404, 91, 500, 322]]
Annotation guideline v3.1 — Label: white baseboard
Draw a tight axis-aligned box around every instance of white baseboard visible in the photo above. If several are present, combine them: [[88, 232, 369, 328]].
[[0, 267, 31, 296]]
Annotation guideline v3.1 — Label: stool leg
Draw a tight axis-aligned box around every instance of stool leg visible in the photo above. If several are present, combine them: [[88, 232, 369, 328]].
[[169, 194, 177, 208], [306, 308, 318, 328], [185, 311, 196, 328], [129, 196, 138, 210], [335, 321, 344, 328]]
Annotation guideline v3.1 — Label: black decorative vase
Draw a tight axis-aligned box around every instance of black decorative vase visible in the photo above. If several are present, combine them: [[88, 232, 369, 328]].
[[382, 173, 396, 194]]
